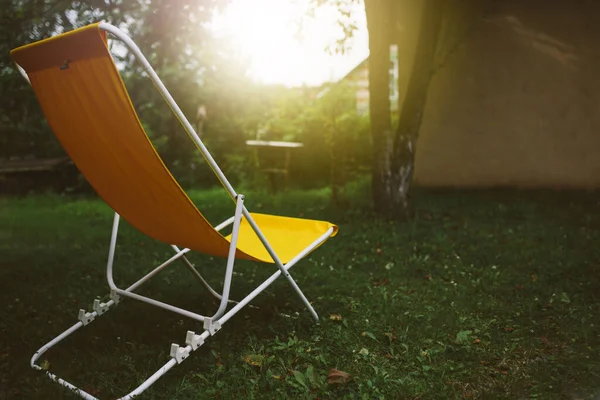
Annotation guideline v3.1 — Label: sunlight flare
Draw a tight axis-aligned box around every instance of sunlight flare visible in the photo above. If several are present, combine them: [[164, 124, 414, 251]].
[[210, 0, 368, 87]]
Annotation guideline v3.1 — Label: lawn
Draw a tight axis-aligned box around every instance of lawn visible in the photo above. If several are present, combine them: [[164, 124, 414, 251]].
[[1, 184, 599, 399]]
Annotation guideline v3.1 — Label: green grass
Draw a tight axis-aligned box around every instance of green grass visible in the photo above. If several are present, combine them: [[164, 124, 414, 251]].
[[1, 184, 599, 399]]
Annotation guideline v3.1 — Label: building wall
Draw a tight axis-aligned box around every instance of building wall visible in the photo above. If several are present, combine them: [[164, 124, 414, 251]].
[[347, 45, 399, 116], [414, 0, 600, 188]]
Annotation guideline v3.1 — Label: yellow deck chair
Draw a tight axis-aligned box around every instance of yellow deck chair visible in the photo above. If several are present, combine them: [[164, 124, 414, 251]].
[[11, 22, 337, 399]]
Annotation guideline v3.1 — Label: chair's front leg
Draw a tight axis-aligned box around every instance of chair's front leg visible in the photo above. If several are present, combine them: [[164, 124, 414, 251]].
[[208, 194, 246, 325], [106, 212, 121, 291]]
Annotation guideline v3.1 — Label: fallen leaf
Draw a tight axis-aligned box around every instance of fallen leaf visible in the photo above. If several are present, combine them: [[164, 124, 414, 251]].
[[40, 359, 51, 370], [372, 278, 389, 287], [383, 332, 396, 342], [327, 368, 350, 384], [473, 338, 481, 344], [243, 354, 264, 367], [329, 314, 342, 321]]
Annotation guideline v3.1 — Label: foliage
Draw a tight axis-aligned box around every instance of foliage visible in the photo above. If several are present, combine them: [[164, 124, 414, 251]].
[[307, 0, 363, 55], [0, 0, 135, 158], [1, 0, 375, 197], [248, 81, 370, 197], [1, 187, 600, 398], [0, 0, 260, 187], [300, 81, 370, 203]]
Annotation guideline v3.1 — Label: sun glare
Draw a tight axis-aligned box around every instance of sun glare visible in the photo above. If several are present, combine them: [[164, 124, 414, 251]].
[[210, 0, 368, 87]]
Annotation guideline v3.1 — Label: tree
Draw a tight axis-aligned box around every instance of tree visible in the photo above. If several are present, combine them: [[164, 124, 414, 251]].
[[367, 0, 443, 218], [313, 0, 484, 218]]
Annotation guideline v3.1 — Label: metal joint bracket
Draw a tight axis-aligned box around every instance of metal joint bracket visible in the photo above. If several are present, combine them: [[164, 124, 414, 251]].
[[185, 330, 205, 350], [203, 319, 221, 335], [110, 289, 121, 304], [92, 299, 110, 315], [77, 309, 95, 326], [169, 343, 190, 364]]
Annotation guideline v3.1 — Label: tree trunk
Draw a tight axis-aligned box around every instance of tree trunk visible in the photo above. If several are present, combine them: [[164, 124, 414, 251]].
[[367, 0, 443, 218], [364, 0, 394, 213]]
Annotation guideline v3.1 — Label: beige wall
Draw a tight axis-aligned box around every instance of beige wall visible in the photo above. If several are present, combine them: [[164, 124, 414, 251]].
[[414, 0, 600, 188]]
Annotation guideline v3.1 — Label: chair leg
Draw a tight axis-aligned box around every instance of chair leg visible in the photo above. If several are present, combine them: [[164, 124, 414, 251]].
[[30, 304, 209, 400], [173, 249, 261, 311], [172, 245, 224, 301], [240, 207, 324, 323], [210, 194, 245, 321], [281, 269, 319, 322], [30, 225, 334, 399]]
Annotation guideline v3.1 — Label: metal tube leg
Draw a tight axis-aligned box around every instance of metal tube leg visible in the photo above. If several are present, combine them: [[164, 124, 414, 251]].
[[116, 359, 178, 400], [241, 208, 320, 322], [217, 227, 334, 326], [281, 269, 319, 322], [172, 246, 261, 311], [106, 213, 120, 290], [171, 245, 224, 301], [211, 194, 245, 321]]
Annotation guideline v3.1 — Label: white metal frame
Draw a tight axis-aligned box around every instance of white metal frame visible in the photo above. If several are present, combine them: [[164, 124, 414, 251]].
[[20, 22, 334, 399]]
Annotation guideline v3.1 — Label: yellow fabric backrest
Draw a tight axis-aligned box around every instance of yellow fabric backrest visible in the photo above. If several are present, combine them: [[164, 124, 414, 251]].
[[10, 23, 257, 261]]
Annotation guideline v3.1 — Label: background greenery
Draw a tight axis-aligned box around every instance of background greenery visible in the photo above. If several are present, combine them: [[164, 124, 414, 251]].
[[0, 0, 370, 197]]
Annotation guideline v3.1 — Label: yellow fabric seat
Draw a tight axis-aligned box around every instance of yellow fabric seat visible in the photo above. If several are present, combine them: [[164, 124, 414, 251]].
[[230, 213, 336, 264], [9, 23, 337, 265]]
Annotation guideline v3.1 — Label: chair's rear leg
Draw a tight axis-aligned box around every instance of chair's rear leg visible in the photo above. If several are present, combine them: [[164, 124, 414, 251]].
[[171, 245, 261, 311], [241, 208, 325, 323], [171, 245, 223, 300], [279, 268, 319, 322]]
